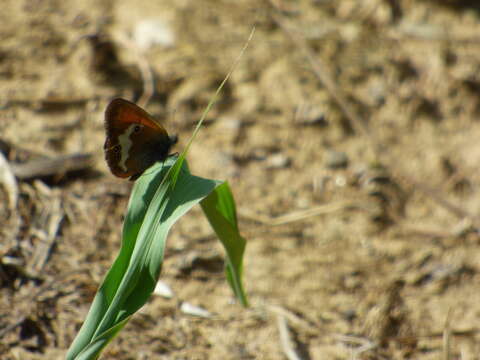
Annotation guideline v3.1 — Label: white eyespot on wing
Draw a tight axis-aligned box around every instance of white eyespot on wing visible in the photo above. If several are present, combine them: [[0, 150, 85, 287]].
[[118, 124, 137, 172]]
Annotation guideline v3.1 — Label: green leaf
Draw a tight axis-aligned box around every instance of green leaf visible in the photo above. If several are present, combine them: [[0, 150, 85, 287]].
[[201, 183, 248, 306], [67, 156, 247, 359]]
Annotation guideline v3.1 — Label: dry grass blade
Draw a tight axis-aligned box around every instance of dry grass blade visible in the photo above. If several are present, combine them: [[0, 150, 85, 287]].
[[277, 315, 303, 360], [29, 196, 64, 273], [267, 304, 317, 335], [241, 201, 362, 226], [335, 335, 377, 358], [266, 0, 372, 140], [0, 151, 18, 210], [443, 309, 452, 360]]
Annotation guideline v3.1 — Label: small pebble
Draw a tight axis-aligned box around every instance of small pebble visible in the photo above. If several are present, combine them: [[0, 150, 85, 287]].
[[325, 150, 349, 169], [153, 280, 174, 299], [266, 153, 291, 169], [342, 309, 357, 322], [180, 302, 212, 318], [218, 116, 242, 132], [295, 103, 328, 127], [134, 19, 175, 50], [298, 111, 328, 127]]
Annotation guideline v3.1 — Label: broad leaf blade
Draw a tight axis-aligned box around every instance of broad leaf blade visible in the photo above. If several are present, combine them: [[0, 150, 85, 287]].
[[67, 158, 219, 359], [201, 183, 248, 306]]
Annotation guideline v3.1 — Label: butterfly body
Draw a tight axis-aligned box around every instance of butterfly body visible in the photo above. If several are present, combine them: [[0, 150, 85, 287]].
[[104, 98, 177, 180]]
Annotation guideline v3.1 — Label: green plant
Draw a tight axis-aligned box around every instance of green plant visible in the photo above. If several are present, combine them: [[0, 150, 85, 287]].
[[66, 153, 247, 359], [66, 31, 253, 357]]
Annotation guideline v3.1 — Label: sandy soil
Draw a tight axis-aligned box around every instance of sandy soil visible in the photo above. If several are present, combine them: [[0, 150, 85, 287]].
[[2, 0, 480, 359]]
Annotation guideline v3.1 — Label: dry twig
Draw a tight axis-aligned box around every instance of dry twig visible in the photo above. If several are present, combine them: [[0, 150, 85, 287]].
[[11, 153, 93, 180]]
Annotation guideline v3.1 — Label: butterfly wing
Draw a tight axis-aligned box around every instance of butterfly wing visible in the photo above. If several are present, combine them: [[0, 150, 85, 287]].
[[104, 98, 172, 179]]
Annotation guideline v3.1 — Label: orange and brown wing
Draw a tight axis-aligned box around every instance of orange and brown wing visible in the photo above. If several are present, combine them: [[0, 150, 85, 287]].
[[104, 98, 168, 138], [104, 98, 170, 178]]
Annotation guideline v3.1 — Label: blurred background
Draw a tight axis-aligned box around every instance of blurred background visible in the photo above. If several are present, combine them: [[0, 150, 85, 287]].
[[1, 0, 480, 358]]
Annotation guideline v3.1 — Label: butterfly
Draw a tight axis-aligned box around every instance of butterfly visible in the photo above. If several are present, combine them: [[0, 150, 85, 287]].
[[104, 98, 177, 180]]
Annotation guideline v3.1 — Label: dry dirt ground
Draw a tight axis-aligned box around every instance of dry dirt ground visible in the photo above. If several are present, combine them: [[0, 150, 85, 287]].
[[2, 0, 480, 359]]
